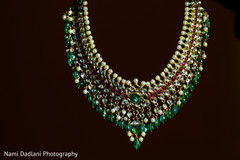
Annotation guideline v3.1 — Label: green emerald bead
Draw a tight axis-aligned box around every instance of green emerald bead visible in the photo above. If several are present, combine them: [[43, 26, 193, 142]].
[[206, 19, 210, 27], [132, 126, 139, 135], [196, 71, 201, 79], [67, 52, 73, 58], [65, 40, 70, 47], [130, 94, 141, 104], [126, 124, 132, 131], [166, 110, 173, 119], [64, 27, 68, 34], [172, 105, 178, 115], [133, 140, 140, 150], [64, 35, 69, 41], [193, 77, 199, 85], [77, 82, 83, 89], [184, 89, 190, 98], [91, 100, 96, 107], [181, 96, 187, 104], [147, 123, 154, 132], [72, 71, 79, 78], [114, 119, 119, 125], [68, 58, 72, 65], [160, 115, 166, 124], [189, 83, 195, 91], [139, 124, 145, 132], [96, 105, 103, 114], [154, 119, 160, 127], [108, 113, 114, 122], [102, 110, 107, 118], [87, 95, 92, 102], [65, 20, 71, 28], [118, 121, 125, 129]]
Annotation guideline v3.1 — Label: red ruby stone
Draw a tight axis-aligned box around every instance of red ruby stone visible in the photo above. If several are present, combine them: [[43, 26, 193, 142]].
[[176, 72, 180, 76], [187, 51, 191, 55], [180, 67, 183, 71], [182, 61, 186, 66], [194, 24, 197, 28], [157, 90, 161, 94], [162, 86, 166, 91], [150, 92, 155, 98], [168, 82, 171, 86], [185, 57, 188, 60], [172, 76, 176, 81]]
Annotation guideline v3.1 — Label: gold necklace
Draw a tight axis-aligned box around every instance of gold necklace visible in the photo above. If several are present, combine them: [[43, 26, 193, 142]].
[[63, 0, 210, 149]]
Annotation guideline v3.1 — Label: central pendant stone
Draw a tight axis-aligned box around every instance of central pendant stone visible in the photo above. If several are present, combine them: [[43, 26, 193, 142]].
[[130, 93, 141, 104]]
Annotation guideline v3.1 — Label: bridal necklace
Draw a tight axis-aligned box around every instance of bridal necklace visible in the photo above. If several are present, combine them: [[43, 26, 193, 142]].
[[63, 0, 210, 149]]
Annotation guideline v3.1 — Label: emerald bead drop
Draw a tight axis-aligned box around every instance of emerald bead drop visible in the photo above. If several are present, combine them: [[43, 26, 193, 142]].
[[126, 124, 132, 131], [147, 123, 154, 132], [166, 110, 173, 119], [133, 140, 140, 150], [118, 121, 125, 129], [160, 115, 166, 124]]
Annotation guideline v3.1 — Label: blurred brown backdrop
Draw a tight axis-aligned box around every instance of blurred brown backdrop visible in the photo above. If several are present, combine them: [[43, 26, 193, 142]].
[[1, 0, 240, 160]]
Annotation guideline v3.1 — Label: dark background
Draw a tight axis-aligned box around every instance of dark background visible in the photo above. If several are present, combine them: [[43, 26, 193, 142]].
[[1, 0, 240, 160]]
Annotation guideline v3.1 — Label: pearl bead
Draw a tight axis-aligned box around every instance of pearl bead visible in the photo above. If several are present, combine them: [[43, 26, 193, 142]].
[[111, 109, 115, 113], [130, 137, 134, 142], [84, 11, 88, 16], [144, 118, 148, 123], [127, 131, 132, 137], [146, 82, 150, 87], [139, 137, 144, 142], [75, 79, 79, 83], [117, 76, 122, 82], [113, 73, 118, 79], [83, 89, 88, 94], [96, 53, 100, 58], [126, 80, 131, 86], [179, 90, 184, 95], [155, 75, 160, 81], [104, 65, 109, 70], [86, 31, 91, 35], [101, 61, 106, 66], [62, 14, 67, 20], [133, 78, 138, 84], [83, 7, 88, 11], [141, 81, 146, 86], [177, 100, 182, 106], [121, 79, 126, 84], [85, 19, 90, 24], [76, 66, 81, 71], [108, 69, 113, 75], [151, 118, 155, 123], [124, 117, 128, 121], [151, 79, 155, 85], [86, 25, 90, 30], [117, 115, 121, 120], [141, 132, 146, 137], [83, 1, 88, 5], [185, 2, 190, 6], [68, 10, 73, 15], [202, 54, 207, 59], [92, 48, 97, 53], [203, 42, 208, 47], [158, 110, 163, 115], [161, 72, 165, 77]]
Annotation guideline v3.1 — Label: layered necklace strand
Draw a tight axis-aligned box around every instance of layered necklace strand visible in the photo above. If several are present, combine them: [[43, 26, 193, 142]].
[[63, 0, 210, 149]]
